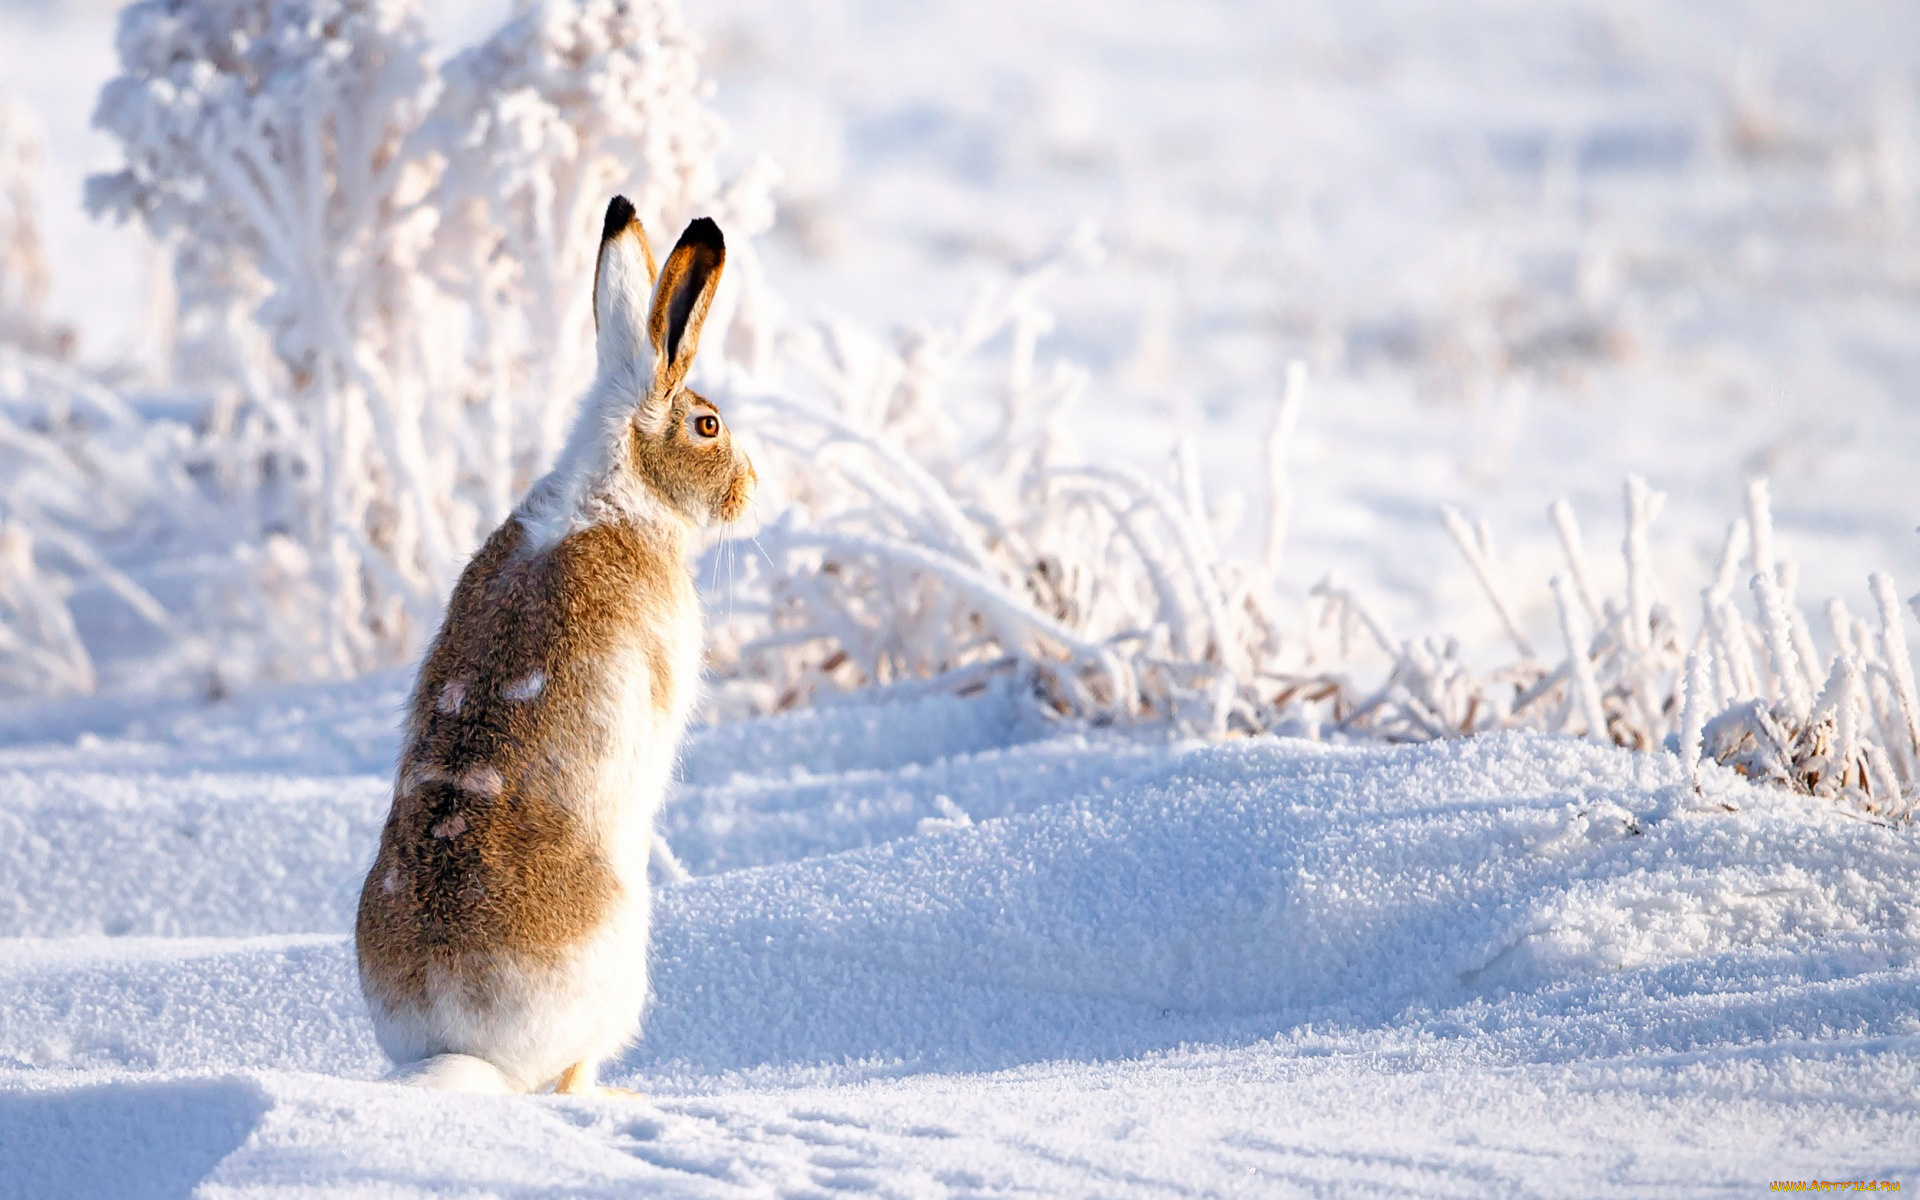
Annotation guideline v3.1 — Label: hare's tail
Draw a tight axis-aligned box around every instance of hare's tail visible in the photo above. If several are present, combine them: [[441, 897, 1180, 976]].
[[385, 1053, 516, 1094]]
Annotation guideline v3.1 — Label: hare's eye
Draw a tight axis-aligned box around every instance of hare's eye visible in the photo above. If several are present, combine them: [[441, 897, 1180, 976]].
[[692, 414, 721, 438]]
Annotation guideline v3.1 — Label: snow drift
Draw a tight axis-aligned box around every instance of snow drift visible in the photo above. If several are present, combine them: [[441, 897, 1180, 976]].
[[1, 678, 1917, 1194]]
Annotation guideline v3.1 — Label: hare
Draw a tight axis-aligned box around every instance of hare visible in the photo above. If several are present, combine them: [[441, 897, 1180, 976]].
[[354, 198, 754, 1097]]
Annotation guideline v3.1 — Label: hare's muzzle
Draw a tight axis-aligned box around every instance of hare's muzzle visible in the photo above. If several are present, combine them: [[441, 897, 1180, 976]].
[[719, 459, 757, 524]]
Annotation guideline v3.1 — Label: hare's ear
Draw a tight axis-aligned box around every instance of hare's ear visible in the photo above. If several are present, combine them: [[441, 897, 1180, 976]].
[[645, 217, 726, 404], [592, 196, 659, 379]]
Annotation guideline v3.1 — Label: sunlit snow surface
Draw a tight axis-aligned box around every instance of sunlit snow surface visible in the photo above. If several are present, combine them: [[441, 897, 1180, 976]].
[[1, 676, 1917, 1196]]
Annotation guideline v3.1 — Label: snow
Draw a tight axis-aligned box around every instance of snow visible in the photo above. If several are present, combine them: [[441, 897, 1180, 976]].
[[2, 672, 1918, 1195], [4, 0, 1920, 1192]]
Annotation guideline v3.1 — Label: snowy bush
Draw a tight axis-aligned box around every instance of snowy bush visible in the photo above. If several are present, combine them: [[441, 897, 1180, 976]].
[[0, 100, 72, 360], [425, 0, 777, 480], [0, 347, 219, 695], [84, 0, 772, 680], [0, 97, 203, 695], [695, 242, 1920, 819], [1383, 478, 1920, 820], [88, 0, 456, 673]]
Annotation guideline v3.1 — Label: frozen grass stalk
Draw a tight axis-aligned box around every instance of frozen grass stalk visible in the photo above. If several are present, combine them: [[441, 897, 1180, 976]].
[[1549, 498, 1601, 625], [1779, 559, 1822, 703], [1679, 648, 1712, 791], [1870, 573, 1920, 763], [1443, 505, 1535, 659], [1746, 478, 1776, 586], [1552, 572, 1609, 743], [1827, 597, 1859, 659], [1751, 569, 1810, 714], [1710, 517, 1749, 601], [1829, 655, 1862, 796]]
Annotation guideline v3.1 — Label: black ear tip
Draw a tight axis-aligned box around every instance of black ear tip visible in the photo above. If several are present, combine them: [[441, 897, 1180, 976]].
[[679, 216, 725, 253], [601, 195, 638, 242]]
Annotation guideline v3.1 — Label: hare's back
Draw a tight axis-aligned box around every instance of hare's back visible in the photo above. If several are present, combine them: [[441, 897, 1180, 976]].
[[406, 517, 690, 787], [358, 517, 686, 1006]]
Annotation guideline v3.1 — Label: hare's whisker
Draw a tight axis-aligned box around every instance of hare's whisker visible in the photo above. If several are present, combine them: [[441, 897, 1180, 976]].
[[747, 531, 774, 570], [706, 532, 727, 599], [725, 538, 737, 621]]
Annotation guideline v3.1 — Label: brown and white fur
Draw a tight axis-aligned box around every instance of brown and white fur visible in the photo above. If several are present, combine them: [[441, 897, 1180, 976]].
[[354, 199, 754, 1097]]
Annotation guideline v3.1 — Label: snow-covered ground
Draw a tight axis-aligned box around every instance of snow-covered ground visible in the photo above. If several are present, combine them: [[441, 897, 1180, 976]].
[[5, 0, 1920, 1193], [3, 676, 1918, 1195]]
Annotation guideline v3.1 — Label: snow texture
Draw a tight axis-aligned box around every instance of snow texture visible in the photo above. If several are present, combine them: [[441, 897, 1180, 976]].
[[1, 674, 1917, 1196]]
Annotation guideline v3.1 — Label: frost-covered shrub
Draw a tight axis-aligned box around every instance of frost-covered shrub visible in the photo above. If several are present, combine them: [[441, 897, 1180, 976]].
[[701, 227, 1257, 730], [695, 235, 1919, 819], [424, 0, 776, 482], [0, 347, 218, 694], [698, 234, 1353, 737], [84, 0, 772, 681], [1309, 479, 1920, 820], [0, 97, 195, 694], [0, 101, 72, 360], [89, 0, 452, 672], [0, 517, 92, 695]]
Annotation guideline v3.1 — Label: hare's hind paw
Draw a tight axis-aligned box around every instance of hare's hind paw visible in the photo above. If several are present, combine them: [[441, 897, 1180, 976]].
[[552, 1060, 644, 1101]]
